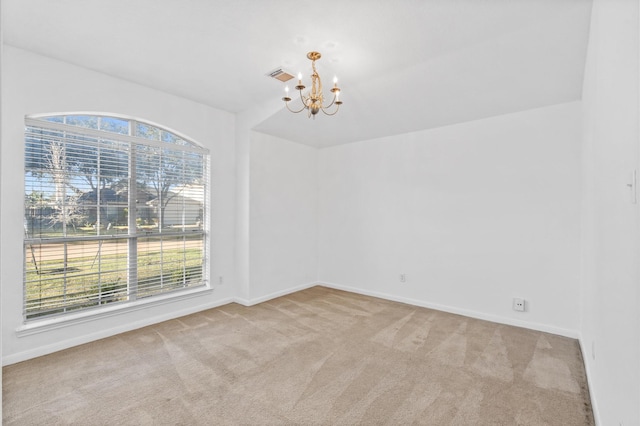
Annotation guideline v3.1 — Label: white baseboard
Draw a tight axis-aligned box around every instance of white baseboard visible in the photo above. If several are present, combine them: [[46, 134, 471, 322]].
[[318, 281, 579, 339], [578, 335, 600, 425], [234, 281, 318, 306], [4, 282, 316, 366], [3, 296, 235, 366], [3, 280, 580, 366]]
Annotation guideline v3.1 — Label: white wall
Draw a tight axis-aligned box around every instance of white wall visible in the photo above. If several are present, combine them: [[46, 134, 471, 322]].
[[248, 132, 318, 302], [1, 46, 237, 364], [319, 102, 582, 336], [235, 98, 286, 302], [0, 4, 4, 417], [580, 0, 640, 424]]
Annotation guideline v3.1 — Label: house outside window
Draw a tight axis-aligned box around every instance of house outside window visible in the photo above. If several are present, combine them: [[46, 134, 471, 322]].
[[23, 114, 209, 320]]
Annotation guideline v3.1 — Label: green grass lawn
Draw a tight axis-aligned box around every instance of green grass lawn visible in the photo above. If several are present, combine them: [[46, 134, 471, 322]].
[[25, 242, 204, 319]]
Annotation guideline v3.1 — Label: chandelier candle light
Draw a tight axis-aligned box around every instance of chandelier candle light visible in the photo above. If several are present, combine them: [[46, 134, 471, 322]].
[[283, 51, 343, 118]]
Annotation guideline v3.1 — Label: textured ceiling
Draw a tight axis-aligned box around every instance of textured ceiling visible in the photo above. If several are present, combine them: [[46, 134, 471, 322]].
[[3, 0, 592, 147]]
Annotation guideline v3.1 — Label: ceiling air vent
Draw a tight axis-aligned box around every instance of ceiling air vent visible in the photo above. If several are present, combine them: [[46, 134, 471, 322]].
[[267, 68, 294, 82]]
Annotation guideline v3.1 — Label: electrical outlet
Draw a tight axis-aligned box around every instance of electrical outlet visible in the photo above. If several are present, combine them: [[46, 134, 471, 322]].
[[512, 298, 525, 312], [628, 170, 637, 204], [218, 276, 224, 285], [400, 273, 406, 283]]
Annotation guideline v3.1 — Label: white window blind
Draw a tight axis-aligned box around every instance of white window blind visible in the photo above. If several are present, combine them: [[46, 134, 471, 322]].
[[23, 115, 209, 320]]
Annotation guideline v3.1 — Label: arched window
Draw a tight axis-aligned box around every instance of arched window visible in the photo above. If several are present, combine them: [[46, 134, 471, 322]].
[[23, 114, 209, 320]]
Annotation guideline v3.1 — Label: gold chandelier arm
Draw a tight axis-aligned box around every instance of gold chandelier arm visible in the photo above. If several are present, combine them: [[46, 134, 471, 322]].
[[298, 89, 309, 106], [323, 91, 338, 109], [285, 100, 307, 114], [320, 103, 341, 116]]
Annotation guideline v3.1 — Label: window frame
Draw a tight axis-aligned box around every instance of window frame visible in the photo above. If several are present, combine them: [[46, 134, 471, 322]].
[[23, 113, 211, 323]]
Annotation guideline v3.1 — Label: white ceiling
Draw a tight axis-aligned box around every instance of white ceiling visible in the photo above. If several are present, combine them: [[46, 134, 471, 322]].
[[4, 0, 592, 147]]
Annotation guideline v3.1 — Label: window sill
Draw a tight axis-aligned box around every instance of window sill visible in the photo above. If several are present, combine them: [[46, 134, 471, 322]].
[[16, 286, 213, 337]]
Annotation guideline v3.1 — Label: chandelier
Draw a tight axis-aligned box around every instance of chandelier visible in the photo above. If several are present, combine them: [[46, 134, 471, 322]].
[[282, 51, 343, 118]]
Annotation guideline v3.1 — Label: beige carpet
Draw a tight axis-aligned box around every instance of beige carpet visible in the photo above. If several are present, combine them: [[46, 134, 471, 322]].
[[3, 286, 593, 425]]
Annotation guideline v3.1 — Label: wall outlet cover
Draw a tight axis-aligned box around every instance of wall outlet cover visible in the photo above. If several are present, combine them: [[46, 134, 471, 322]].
[[513, 298, 525, 312]]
